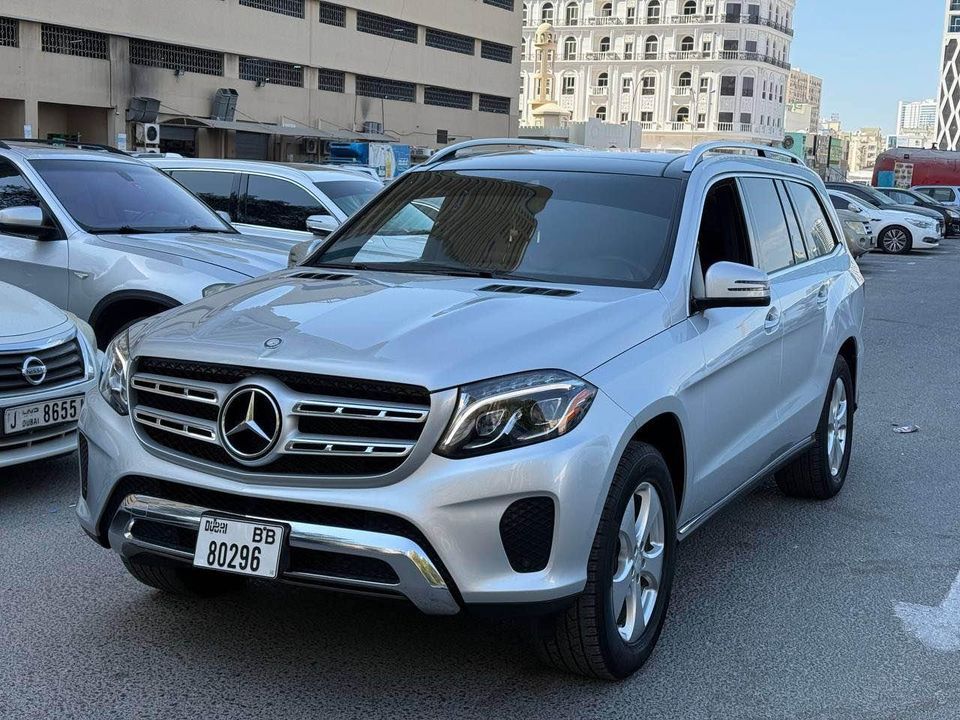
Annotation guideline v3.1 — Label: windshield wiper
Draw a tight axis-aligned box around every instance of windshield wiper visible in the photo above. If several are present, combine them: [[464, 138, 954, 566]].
[[313, 261, 540, 281], [93, 226, 168, 235], [164, 225, 237, 234]]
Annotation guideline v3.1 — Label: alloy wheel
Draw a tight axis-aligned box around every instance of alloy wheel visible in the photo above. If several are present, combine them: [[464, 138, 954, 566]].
[[826, 377, 848, 476], [611, 482, 665, 643], [883, 228, 908, 253]]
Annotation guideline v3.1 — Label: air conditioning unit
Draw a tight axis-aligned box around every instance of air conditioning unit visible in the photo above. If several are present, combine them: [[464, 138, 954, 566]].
[[135, 123, 160, 146], [302, 138, 319, 154]]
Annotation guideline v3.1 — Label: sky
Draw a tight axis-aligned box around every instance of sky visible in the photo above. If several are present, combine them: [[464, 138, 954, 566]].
[[790, 0, 944, 135]]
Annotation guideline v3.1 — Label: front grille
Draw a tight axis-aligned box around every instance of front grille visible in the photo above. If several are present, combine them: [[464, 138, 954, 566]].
[[0, 338, 85, 393], [0, 425, 76, 451], [103, 476, 450, 588], [130, 358, 431, 478], [499, 497, 555, 573]]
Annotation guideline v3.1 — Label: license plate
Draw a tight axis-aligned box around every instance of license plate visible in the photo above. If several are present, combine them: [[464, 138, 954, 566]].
[[3, 396, 83, 435], [193, 515, 285, 579]]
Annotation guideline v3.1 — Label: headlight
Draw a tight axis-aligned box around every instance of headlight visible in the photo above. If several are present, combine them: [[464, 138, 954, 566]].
[[99, 330, 131, 415], [844, 221, 865, 235], [435, 370, 597, 459], [947, 210, 959, 219], [202, 282, 234, 297], [910, 218, 934, 229], [64, 311, 98, 354]]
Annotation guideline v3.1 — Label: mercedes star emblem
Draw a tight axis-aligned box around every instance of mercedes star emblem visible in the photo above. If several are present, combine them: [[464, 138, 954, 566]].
[[219, 386, 282, 461], [21, 356, 47, 386]]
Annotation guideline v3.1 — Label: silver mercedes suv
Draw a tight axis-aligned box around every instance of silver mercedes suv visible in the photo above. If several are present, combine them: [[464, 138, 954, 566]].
[[78, 140, 865, 679]]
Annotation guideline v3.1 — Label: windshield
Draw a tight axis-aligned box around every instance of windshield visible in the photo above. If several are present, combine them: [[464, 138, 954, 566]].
[[314, 179, 383, 216], [30, 159, 234, 234], [859, 186, 896, 206], [312, 170, 681, 288]]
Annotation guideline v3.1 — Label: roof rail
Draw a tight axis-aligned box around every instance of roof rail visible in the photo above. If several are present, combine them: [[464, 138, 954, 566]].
[[683, 141, 805, 172], [0, 138, 128, 155], [423, 138, 582, 167]]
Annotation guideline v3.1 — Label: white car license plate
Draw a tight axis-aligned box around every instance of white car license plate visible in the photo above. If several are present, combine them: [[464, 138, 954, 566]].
[[3, 396, 83, 435], [193, 515, 285, 579]]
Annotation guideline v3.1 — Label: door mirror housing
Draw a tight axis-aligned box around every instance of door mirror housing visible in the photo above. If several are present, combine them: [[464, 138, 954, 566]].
[[306, 214, 340, 236], [288, 237, 324, 268], [694, 261, 771, 311], [0, 205, 46, 235], [215, 210, 233, 224], [847, 203, 861, 213]]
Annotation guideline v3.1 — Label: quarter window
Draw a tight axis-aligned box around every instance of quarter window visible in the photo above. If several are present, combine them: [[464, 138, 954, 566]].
[[0, 160, 40, 211], [171, 170, 236, 216], [785, 182, 837, 257], [739, 177, 795, 272], [243, 175, 328, 231]]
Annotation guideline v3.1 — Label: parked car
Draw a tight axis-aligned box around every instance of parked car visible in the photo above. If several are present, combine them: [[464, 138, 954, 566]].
[[826, 181, 946, 231], [912, 184, 960, 209], [0, 140, 295, 346], [874, 186, 960, 236], [0, 280, 98, 468], [79, 140, 864, 680], [828, 190, 940, 254], [146, 158, 384, 244], [834, 206, 873, 258]]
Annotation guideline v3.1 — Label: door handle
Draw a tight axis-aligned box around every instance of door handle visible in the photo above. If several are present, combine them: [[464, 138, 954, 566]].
[[72, 271, 90, 280], [764, 306, 781, 332], [816, 282, 829, 307]]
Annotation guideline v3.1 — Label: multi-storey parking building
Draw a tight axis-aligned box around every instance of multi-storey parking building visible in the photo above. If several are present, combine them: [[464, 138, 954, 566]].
[[0, 0, 520, 158], [519, 0, 795, 150]]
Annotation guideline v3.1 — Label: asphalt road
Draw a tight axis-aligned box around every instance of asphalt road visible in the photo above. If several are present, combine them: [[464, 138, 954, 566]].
[[2, 242, 959, 720]]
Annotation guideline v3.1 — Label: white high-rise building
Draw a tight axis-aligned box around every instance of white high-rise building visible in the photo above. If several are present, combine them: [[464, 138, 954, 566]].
[[897, 99, 937, 135], [519, 0, 796, 150], [937, 0, 960, 150]]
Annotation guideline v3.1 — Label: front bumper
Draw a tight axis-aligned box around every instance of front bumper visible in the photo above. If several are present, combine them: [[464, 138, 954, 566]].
[[78, 384, 632, 613], [914, 232, 942, 249]]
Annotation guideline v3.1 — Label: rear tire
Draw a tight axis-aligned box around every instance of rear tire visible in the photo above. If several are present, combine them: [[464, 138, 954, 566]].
[[122, 557, 246, 597], [879, 226, 912, 254], [530, 441, 677, 679], [775, 356, 854, 500]]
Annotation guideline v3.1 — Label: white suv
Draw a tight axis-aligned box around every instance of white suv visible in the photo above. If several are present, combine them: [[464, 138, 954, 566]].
[[79, 140, 865, 679]]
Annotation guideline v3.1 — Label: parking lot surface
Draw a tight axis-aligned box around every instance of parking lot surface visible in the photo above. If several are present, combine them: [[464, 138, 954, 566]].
[[2, 242, 959, 720]]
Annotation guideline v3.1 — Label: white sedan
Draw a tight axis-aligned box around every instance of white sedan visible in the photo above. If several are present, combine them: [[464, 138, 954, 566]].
[[829, 191, 942, 255], [0, 282, 98, 468]]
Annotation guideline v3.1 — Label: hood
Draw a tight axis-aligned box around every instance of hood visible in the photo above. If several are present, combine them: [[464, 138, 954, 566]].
[[134, 272, 670, 391], [100, 231, 295, 278], [0, 281, 69, 339], [889, 204, 942, 221], [884, 208, 941, 224]]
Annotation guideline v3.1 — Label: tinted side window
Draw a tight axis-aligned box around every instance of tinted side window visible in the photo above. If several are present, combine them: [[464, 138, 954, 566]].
[[829, 194, 848, 211], [739, 177, 795, 272], [0, 160, 41, 211], [777, 180, 808, 264], [243, 176, 325, 231], [697, 179, 753, 274], [928, 187, 956, 203], [890, 191, 917, 205], [171, 170, 236, 215], [785, 182, 837, 257]]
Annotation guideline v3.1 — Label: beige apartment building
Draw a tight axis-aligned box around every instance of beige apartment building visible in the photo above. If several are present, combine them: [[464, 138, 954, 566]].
[[0, 0, 520, 158], [785, 66, 820, 135]]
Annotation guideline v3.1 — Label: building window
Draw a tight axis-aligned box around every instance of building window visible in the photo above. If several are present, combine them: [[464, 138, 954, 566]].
[[479, 94, 511, 114], [624, 41, 634, 59], [596, 106, 607, 121], [40, 24, 108, 59], [742, 76, 754, 97], [677, 71, 692, 87], [644, 36, 659, 59], [744, 39, 757, 53], [599, 36, 611, 53], [626, 6, 636, 22], [541, 2, 554, 22], [953, 0, 960, 10], [483, 0, 515, 9], [676, 106, 690, 122], [647, 0, 661, 24], [683, 0, 697, 14], [699, 76, 710, 91], [239, 0, 304, 19], [600, 2, 613, 16], [356, 75, 416, 102], [318, 2, 346, 26], [481, 40, 513, 63], [562, 75, 576, 94], [951, 15, 960, 33], [356, 11, 418, 43], [702, 38, 712, 53], [597, 71, 609, 87], [641, 75, 656, 95], [426, 28, 475, 54], [565, 2, 579, 25], [720, 75, 736, 96], [740, 112, 752, 125], [623, 76, 633, 92], [680, 35, 694, 52], [0, 17, 19, 48], [522, 3, 529, 25], [424, 86, 473, 109], [129, 39, 224, 76], [621, 112, 630, 123], [563, 37, 577, 59], [318, 68, 345, 93], [697, 112, 706, 128], [239, 57, 303, 86], [640, 111, 653, 122]]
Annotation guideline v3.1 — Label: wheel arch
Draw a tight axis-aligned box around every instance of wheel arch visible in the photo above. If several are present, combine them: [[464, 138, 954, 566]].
[[838, 336, 859, 407], [89, 290, 180, 347], [627, 411, 687, 520]]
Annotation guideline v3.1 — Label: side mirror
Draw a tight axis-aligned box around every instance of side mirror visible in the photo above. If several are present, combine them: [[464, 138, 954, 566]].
[[215, 210, 233, 223], [288, 238, 323, 268], [847, 203, 861, 213], [306, 214, 340, 236], [694, 261, 771, 311], [0, 206, 46, 234]]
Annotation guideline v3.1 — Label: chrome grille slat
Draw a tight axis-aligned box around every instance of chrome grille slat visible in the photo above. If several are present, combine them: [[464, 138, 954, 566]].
[[131, 373, 222, 405], [133, 407, 219, 444], [292, 398, 428, 423], [0, 338, 85, 394], [284, 435, 415, 457]]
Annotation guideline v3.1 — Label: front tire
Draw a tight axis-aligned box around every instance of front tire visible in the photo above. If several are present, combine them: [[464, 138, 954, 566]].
[[122, 557, 246, 597], [775, 356, 854, 500], [879, 226, 912, 254], [531, 442, 677, 679]]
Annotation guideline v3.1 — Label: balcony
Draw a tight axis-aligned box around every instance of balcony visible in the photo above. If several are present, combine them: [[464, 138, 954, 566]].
[[587, 16, 623, 25], [723, 13, 795, 36], [638, 121, 657, 130], [584, 51, 621, 61], [671, 121, 691, 131], [590, 85, 609, 95], [717, 122, 734, 132], [673, 86, 692, 96], [669, 14, 707, 24], [669, 50, 709, 60]]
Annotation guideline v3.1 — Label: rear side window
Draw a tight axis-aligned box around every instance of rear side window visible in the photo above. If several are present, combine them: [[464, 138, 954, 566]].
[[829, 194, 848, 211], [921, 187, 956, 203], [739, 177, 795, 273], [171, 170, 236, 216], [243, 175, 327, 231], [785, 182, 837, 258], [0, 160, 41, 211]]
